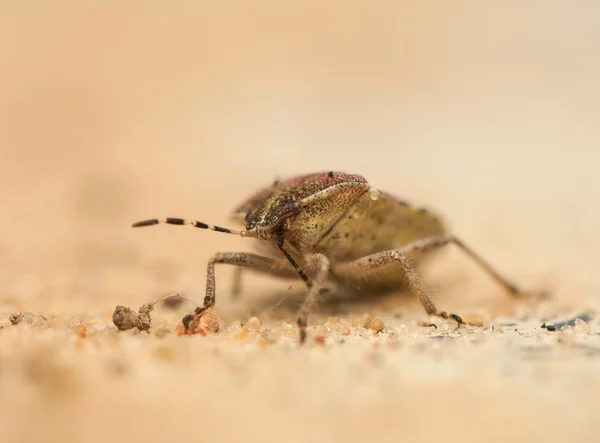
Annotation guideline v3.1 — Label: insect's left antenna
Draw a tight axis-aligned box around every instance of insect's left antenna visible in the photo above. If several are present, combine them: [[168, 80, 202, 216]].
[[132, 217, 252, 237]]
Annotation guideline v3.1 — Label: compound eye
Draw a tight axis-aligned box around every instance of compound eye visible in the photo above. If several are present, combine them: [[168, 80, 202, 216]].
[[292, 200, 302, 215]]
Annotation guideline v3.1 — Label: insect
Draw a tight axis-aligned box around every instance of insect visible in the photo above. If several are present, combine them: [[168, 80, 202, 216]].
[[133, 171, 533, 343]]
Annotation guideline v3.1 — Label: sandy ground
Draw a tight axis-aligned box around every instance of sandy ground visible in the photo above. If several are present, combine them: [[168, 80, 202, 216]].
[[1, 2, 600, 442]]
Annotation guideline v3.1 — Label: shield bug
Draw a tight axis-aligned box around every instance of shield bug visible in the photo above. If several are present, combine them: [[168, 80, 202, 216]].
[[133, 171, 538, 343]]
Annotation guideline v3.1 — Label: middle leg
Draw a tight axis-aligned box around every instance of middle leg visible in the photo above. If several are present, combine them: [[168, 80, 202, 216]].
[[332, 242, 467, 326]]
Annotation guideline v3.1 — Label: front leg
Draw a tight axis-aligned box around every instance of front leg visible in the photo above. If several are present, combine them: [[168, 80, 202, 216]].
[[182, 252, 295, 332]]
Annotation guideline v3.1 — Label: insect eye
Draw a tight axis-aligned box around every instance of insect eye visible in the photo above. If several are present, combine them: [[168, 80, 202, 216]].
[[292, 200, 302, 215]]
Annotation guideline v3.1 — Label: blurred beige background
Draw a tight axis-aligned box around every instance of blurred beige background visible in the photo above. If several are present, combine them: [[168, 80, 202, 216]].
[[2, 1, 599, 309], [1, 1, 599, 442]]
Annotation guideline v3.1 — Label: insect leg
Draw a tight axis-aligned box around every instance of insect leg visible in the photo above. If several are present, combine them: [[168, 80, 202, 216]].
[[392, 234, 528, 297], [438, 235, 528, 298], [332, 243, 466, 326], [182, 252, 295, 331], [277, 236, 312, 288], [295, 253, 331, 344]]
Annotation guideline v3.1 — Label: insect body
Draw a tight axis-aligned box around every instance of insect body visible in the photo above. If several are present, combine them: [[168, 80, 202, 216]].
[[133, 171, 528, 343]]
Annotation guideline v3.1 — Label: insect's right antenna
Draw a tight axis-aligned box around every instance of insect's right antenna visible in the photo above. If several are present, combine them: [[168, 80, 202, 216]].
[[132, 217, 253, 237]]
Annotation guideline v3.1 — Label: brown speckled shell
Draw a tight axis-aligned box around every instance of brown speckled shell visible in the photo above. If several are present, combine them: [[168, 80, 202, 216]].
[[233, 172, 368, 230]]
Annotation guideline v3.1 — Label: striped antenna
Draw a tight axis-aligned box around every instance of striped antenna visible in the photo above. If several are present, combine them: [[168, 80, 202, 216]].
[[132, 217, 252, 237]]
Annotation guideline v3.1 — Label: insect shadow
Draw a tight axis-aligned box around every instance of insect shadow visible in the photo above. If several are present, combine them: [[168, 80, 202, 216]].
[[246, 281, 419, 319]]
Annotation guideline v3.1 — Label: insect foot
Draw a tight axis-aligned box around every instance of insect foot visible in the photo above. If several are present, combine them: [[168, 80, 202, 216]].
[[436, 311, 466, 329]]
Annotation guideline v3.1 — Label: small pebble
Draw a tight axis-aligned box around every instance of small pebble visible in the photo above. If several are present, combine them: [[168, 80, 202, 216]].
[[199, 313, 219, 334], [284, 329, 297, 339], [136, 304, 154, 332], [175, 312, 220, 336], [324, 322, 336, 332], [234, 327, 250, 340], [247, 316, 261, 330], [341, 327, 351, 336], [73, 324, 87, 338], [9, 313, 23, 325], [66, 316, 84, 328], [314, 336, 326, 346], [21, 312, 36, 323], [9, 312, 38, 325], [112, 306, 140, 331], [227, 321, 242, 334], [573, 318, 589, 333], [465, 313, 484, 326], [314, 325, 329, 337], [363, 314, 385, 333], [339, 318, 351, 327]]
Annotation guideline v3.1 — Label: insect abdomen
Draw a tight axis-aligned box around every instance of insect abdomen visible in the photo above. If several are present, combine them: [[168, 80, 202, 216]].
[[317, 190, 445, 262]]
